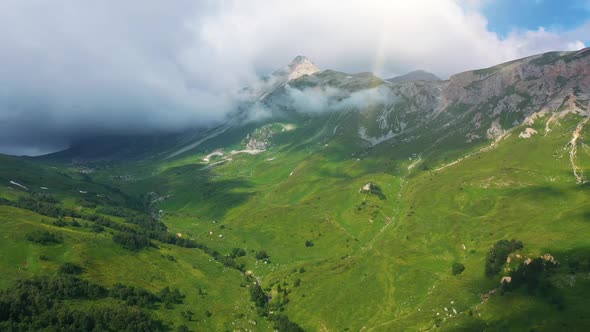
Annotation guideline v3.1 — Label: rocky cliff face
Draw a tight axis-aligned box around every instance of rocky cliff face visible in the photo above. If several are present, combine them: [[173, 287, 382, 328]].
[[255, 48, 590, 147], [438, 48, 590, 140], [278, 55, 320, 81], [252, 56, 321, 102], [50, 48, 590, 162], [444, 49, 590, 113]]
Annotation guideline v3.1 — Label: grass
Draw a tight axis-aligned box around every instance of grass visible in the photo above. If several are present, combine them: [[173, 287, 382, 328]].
[[0, 205, 269, 331], [1, 108, 590, 330]]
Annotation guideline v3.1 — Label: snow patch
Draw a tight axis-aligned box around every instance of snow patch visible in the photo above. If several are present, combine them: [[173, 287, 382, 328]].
[[523, 110, 548, 126], [518, 127, 538, 139], [407, 157, 422, 171], [333, 125, 340, 135], [358, 126, 395, 146], [9, 181, 28, 191], [230, 149, 265, 156], [281, 124, 295, 131], [203, 150, 224, 163], [166, 125, 231, 159]]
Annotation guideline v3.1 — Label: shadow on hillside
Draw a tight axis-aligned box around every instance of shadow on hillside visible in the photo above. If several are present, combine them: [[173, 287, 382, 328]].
[[457, 246, 590, 331], [505, 185, 569, 201], [142, 162, 254, 221], [579, 182, 590, 191]]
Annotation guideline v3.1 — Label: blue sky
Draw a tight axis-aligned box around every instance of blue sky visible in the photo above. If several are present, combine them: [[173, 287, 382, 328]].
[[482, 0, 590, 41]]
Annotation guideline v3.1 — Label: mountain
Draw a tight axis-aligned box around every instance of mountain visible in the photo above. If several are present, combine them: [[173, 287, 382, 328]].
[[386, 69, 440, 83], [1, 48, 590, 331], [253, 55, 321, 101], [273, 55, 320, 82]]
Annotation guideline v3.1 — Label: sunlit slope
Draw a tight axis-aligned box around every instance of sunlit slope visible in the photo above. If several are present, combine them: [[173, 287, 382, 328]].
[[108, 111, 590, 330], [1, 47, 589, 331], [0, 205, 270, 331], [0, 158, 271, 331], [275, 113, 590, 330]]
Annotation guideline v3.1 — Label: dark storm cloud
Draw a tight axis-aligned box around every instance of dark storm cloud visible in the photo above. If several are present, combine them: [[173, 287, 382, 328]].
[[0, 0, 585, 155], [0, 1, 250, 155]]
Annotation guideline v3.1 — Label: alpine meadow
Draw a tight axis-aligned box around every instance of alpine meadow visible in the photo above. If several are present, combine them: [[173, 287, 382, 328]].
[[1, 1, 590, 331]]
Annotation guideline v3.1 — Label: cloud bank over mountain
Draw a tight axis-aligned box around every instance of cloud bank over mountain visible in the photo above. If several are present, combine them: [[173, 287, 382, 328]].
[[0, 0, 586, 155]]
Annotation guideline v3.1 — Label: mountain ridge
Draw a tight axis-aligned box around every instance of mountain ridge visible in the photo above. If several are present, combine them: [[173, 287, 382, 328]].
[[386, 69, 440, 84], [41, 47, 590, 165], [2, 47, 590, 331]]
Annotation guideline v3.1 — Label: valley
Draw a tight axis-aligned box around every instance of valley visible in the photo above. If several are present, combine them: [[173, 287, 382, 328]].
[[1, 48, 590, 331]]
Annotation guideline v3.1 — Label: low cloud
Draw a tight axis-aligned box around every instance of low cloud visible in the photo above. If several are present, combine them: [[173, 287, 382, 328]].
[[285, 85, 396, 114], [0, 0, 586, 155]]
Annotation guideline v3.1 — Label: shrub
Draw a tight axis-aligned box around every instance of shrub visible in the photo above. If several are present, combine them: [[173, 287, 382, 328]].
[[159, 287, 185, 308], [31, 193, 58, 204], [485, 239, 523, 276], [53, 218, 68, 227], [112, 232, 151, 251], [90, 223, 104, 233], [255, 250, 270, 260], [59, 262, 84, 275], [26, 231, 63, 245], [249, 283, 267, 308], [271, 315, 304, 332], [452, 263, 465, 275], [0, 276, 163, 330], [110, 284, 161, 308], [230, 248, 246, 258]]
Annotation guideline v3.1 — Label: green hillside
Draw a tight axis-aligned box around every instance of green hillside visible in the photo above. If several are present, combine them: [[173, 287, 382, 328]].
[[2, 109, 589, 330], [1, 49, 590, 331]]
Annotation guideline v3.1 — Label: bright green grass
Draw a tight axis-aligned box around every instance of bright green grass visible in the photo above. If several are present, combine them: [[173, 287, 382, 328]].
[[117, 112, 590, 331], [0, 205, 270, 330], [2, 111, 590, 330]]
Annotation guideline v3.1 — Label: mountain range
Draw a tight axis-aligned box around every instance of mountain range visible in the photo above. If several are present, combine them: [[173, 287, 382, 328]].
[[1, 47, 590, 331]]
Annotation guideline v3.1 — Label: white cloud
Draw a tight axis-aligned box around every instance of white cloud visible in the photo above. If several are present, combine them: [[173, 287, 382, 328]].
[[197, 0, 585, 78], [0, 0, 586, 154], [283, 85, 396, 114]]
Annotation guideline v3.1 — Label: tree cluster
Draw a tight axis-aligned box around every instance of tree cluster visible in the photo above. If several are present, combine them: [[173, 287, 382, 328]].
[[248, 278, 304, 331], [255, 250, 270, 261], [26, 231, 63, 245], [113, 232, 152, 251], [59, 262, 84, 275], [230, 247, 246, 258], [485, 239, 523, 276], [0, 274, 185, 331], [96, 206, 134, 218]]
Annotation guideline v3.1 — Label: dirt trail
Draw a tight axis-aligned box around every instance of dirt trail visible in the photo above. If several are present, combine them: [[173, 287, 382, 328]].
[[567, 117, 589, 184]]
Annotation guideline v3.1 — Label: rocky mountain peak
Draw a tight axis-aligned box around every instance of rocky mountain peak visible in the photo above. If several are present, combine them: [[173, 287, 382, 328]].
[[274, 55, 320, 82]]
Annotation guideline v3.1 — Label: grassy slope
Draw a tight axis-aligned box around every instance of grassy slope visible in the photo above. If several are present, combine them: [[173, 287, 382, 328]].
[[1, 111, 589, 330], [0, 205, 270, 331], [0, 159, 270, 331], [126, 113, 590, 331], [293, 113, 590, 331]]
